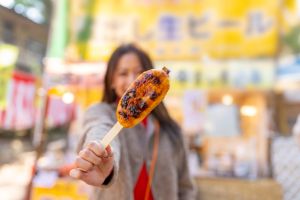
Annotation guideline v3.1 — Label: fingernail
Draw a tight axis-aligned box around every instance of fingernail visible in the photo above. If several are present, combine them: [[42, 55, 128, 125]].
[[69, 169, 79, 178]]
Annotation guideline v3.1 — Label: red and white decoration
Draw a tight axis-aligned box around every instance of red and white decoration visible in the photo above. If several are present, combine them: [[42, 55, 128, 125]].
[[0, 71, 36, 130]]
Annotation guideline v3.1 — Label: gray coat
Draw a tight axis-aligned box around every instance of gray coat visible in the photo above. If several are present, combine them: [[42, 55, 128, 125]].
[[78, 102, 195, 200]]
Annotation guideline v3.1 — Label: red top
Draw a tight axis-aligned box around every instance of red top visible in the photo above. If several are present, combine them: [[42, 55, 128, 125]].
[[141, 117, 148, 127], [134, 162, 154, 200], [133, 117, 154, 200]]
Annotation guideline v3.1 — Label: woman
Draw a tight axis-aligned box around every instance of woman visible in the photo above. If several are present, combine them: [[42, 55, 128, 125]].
[[70, 44, 195, 200]]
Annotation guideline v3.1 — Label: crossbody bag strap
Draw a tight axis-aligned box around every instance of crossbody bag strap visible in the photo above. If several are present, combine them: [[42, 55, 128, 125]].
[[145, 119, 160, 200]]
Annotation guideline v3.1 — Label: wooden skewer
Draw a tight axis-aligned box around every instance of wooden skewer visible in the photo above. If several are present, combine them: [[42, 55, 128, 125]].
[[101, 122, 123, 148]]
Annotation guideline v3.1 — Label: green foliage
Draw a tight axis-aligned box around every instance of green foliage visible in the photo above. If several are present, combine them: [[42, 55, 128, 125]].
[[283, 26, 300, 54]]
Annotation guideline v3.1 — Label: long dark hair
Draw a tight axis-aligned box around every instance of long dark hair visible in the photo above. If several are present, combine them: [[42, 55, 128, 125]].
[[102, 44, 181, 144]]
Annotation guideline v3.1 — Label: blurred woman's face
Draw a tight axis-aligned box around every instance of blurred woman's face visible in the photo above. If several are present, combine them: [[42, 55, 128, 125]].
[[112, 52, 143, 98]]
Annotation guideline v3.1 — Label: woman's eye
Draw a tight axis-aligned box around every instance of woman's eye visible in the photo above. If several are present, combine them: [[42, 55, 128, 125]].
[[119, 72, 128, 76]]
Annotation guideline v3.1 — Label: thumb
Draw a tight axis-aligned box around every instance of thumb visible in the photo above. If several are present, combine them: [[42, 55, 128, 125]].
[[69, 168, 84, 179]]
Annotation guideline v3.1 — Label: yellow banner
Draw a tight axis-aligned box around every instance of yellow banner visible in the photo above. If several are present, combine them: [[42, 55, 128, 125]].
[[280, 0, 298, 34], [68, 0, 280, 61]]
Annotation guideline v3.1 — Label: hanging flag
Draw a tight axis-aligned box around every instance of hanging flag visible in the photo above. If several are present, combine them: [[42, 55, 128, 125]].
[[1, 71, 36, 130], [46, 96, 75, 127]]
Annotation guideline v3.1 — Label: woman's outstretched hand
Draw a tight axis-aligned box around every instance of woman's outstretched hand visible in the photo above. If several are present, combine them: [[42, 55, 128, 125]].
[[69, 141, 114, 187]]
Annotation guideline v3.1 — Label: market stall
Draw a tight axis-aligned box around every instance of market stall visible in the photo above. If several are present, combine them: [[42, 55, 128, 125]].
[[28, 0, 300, 199]]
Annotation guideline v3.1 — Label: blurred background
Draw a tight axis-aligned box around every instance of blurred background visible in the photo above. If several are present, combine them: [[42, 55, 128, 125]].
[[0, 0, 300, 199]]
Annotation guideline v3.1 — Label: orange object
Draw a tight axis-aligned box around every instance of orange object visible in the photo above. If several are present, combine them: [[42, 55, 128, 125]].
[[117, 67, 170, 128]]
